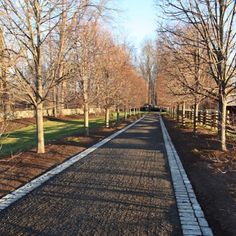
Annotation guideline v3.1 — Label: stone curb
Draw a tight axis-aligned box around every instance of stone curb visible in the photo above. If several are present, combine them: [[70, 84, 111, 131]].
[[0, 116, 145, 212], [160, 116, 214, 236]]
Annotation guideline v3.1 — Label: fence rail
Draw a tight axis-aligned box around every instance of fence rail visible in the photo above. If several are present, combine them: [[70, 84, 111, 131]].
[[169, 108, 236, 135]]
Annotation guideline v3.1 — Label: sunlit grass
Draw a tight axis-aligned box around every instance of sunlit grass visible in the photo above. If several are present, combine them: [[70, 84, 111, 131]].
[[0, 117, 107, 157], [0, 111, 146, 157]]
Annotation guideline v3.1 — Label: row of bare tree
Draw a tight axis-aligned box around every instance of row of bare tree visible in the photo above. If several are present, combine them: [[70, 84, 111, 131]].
[[0, 0, 147, 154], [156, 0, 236, 151]]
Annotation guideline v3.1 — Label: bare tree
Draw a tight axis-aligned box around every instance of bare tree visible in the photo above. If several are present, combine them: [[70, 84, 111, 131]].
[[139, 40, 158, 106], [72, 20, 104, 134], [0, 0, 81, 153], [0, 28, 11, 121], [158, 27, 217, 134], [158, 0, 236, 150]]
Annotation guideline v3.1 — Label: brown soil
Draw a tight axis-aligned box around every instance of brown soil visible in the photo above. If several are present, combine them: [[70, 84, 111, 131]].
[[1, 117, 40, 133], [163, 116, 236, 236], [0, 115, 138, 199]]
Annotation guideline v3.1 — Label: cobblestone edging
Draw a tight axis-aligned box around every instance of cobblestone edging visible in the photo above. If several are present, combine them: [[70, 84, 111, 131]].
[[160, 116, 214, 236], [0, 116, 145, 212]]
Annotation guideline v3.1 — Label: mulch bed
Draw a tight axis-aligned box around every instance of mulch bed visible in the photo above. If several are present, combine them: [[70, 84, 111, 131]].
[[0, 116, 138, 199], [163, 116, 236, 236]]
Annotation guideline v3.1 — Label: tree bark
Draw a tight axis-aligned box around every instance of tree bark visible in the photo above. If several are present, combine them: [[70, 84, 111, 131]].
[[56, 84, 62, 117], [2, 69, 10, 121], [59, 81, 65, 116], [193, 101, 199, 135], [182, 102, 186, 127], [116, 107, 120, 123], [105, 108, 110, 128], [36, 103, 45, 153], [218, 96, 227, 151], [138, 107, 141, 117], [124, 107, 128, 120], [84, 102, 89, 135], [53, 86, 57, 117], [177, 105, 180, 123]]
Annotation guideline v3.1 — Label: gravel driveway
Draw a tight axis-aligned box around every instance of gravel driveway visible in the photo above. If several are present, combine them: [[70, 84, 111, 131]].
[[0, 114, 181, 236]]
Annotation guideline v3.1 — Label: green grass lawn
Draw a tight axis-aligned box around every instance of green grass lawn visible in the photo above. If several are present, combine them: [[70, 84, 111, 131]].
[[0, 117, 107, 157], [0, 111, 146, 157]]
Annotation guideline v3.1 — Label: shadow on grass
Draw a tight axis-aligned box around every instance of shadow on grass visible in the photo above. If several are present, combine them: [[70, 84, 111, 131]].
[[0, 118, 107, 157]]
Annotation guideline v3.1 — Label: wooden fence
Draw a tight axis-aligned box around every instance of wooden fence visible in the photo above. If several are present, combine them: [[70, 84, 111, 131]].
[[169, 108, 236, 135]]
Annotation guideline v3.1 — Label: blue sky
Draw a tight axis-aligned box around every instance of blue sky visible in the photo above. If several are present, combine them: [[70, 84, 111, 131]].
[[112, 0, 157, 50]]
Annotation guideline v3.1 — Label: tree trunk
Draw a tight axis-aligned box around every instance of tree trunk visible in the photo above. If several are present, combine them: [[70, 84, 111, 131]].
[[56, 82, 65, 117], [218, 96, 227, 151], [53, 86, 57, 117], [35, 34, 45, 153], [148, 74, 152, 105], [116, 107, 120, 123], [105, 108, 110, 128], [174, 106, 176, 119], [124, 107, 128, 120], [177, 105, 180, 123], [0, 30, 11, 121], [83, 73, 89, 135], [56, 84, 61, 117], [182, 102, 186, 127], [36, 103, 45, 154], [59, 81, 65, 116], [84, 102, 89, 135], [2, 69, 10, 121], [193, 101, 199, 135]]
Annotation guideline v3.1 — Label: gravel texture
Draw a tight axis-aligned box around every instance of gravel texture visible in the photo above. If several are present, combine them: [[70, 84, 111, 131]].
[[0, 114, 181, 236]]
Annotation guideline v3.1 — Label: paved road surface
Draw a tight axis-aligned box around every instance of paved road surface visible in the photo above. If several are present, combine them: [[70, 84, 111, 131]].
[[0, 114, 182, 236]]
